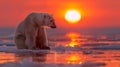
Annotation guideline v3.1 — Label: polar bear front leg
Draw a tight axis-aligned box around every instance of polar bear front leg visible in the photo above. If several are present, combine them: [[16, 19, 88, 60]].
[[36, 28, 50, 49], [25, 32, 36, 49]]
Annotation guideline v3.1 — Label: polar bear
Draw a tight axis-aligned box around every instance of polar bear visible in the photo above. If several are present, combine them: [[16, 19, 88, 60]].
[[14, 12, 56, 49]]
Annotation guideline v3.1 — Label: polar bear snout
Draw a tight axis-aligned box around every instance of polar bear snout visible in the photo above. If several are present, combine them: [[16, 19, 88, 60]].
[[50, 25, 56, 28], [50, 21, 56, 28]]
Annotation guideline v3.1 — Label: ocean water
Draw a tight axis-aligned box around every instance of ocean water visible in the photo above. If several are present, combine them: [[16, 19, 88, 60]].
[[0, 28, 120, 67]]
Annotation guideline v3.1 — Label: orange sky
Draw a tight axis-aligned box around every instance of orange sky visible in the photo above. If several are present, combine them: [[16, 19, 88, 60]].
[[0, 0, 120, 29]]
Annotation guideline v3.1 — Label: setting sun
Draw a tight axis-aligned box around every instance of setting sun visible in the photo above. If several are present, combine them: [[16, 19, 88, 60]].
[[65, 10, 81, 23]]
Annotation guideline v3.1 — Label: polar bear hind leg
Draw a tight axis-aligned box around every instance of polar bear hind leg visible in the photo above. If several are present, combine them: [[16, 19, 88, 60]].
[[14, 35, 28, 49]]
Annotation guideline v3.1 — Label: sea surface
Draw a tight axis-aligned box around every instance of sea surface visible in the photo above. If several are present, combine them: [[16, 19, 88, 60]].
[[0, 29, 120, 67]]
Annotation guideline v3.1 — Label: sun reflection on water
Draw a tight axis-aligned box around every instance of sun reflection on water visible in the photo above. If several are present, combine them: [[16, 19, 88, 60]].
[[67, 41, 79, 47], [66, 32, 80, 38], [65, 54, 83, 64], [65, 32, 86, 47], [0, 50, 120, 67], [0, 52, 17, 64]]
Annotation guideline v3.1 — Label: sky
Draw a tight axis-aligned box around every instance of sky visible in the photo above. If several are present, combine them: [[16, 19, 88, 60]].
[[0, 0, 120, 30]]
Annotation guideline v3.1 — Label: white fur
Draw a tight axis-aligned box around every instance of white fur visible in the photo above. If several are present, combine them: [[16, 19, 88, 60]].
[[14, 12, 56, 49]]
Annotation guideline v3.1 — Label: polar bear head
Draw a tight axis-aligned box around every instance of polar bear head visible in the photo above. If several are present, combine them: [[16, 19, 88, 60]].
[[43, 13, 56, 28], [32, 12, 56, 28]]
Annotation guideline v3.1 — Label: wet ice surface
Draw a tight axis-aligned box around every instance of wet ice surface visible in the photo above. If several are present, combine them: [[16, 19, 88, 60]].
[[0, 33, 120, 67], [0, 46, 120, 67]]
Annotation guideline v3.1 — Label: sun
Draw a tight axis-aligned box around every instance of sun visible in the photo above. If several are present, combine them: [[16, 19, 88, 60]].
[[65, 10, 81, 24]]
